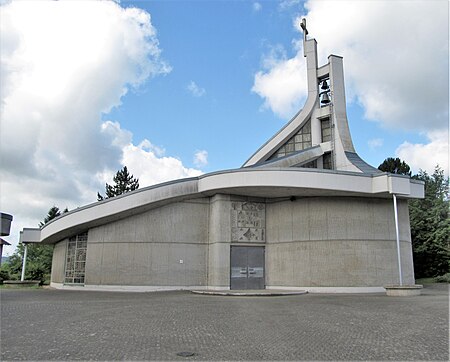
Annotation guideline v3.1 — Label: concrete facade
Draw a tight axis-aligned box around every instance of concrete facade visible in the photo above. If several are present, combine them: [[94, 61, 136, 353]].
[[265, 197, 414, 287], [49, 193, 415, 290], [23, 19, 424, 292]]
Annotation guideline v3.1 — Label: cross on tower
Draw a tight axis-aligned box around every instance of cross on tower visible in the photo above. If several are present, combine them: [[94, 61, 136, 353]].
[[300, 18, 308, 42]]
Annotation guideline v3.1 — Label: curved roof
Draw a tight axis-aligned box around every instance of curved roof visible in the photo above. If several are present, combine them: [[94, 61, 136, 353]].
[[36, 167, 424, 244]]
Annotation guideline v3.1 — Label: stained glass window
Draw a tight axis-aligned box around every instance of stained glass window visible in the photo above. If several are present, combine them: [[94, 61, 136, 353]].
[[270, 120, 312, 159], [300, 160, 317, 168], [64, 232, 87, 284], [321, 118, 331, 142]]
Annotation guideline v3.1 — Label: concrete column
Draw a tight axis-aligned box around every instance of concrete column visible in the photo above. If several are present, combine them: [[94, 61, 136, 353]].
[[208, 194, 231, 288], [393, 194, 403, 285], [20, 243, 28, 281]]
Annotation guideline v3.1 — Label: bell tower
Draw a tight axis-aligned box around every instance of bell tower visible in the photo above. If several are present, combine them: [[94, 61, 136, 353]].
[[243, 19, 378, 174]]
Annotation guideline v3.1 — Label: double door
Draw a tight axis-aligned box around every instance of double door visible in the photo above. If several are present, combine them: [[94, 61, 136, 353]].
[[230, 246, 265, 290]]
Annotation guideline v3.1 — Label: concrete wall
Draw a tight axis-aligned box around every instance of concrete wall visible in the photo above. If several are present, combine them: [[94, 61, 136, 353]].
[[51, 239, 67, 283], [265, 197, 414, 287], [84, 199, 209, 286], [50, 194, 415, 289]]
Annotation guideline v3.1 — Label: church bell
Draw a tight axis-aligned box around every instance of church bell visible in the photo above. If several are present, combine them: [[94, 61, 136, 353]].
[[321, 92, 330, 104]]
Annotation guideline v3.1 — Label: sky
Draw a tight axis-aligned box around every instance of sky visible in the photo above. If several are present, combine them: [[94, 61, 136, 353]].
[[1, 0, 449, 255]]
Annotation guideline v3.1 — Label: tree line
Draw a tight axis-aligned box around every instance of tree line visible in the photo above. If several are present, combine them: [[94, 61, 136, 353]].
[[379, 158, 449, 279]]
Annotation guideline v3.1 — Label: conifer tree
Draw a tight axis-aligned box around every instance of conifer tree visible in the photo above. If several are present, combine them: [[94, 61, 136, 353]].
[[409, 166, 449, 278], [39, 206, 67, 227], [378, 157, 412, 176], [97, 166, 139, 201]]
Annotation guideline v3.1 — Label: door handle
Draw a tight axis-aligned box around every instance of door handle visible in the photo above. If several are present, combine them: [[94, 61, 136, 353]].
[[248, 268, 255, 274], [240, 268, 247, 274]]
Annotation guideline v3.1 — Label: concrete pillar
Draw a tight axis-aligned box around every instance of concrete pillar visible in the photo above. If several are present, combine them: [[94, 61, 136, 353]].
[[20, 243, 28, 281], [208, 194, 231, 289]]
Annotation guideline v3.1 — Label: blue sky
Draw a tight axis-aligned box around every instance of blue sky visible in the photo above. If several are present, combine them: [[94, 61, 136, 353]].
[[107, 0, 426, 172], [0, 0, 448, 253], [107, 0, 300, 171]]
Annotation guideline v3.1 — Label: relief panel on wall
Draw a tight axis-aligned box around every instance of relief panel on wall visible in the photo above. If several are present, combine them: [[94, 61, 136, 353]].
[[231, 202, 265, 242]]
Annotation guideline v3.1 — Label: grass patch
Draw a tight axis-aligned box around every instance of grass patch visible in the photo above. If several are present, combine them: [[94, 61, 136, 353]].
[[415, 277, 436, 284], [0, 284, 43, 290], [416, 274, 450, 284]]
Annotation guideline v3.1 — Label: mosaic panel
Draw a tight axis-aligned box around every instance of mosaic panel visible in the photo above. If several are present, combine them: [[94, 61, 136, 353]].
[[231, 202, 265, 242]]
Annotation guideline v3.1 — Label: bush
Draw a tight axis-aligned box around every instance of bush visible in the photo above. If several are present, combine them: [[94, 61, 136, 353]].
[[26, 262, 47, 285], [0, 268, 9, 283], [435, 273, 450, 283]]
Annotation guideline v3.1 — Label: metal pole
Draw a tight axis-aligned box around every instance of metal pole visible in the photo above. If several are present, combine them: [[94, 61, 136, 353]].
[[393, 194, 403, 286], [20, 243, 28, 281]]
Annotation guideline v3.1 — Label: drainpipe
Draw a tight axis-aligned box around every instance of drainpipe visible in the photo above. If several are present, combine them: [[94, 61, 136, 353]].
[[20, 243, 28, 281], [392, 194, 403, 286]]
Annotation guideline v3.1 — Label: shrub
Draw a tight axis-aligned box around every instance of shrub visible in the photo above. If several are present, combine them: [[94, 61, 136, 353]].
[[435, 273, 450, 283], [0, 268, 9, 283], [26, 262, 46, 285]]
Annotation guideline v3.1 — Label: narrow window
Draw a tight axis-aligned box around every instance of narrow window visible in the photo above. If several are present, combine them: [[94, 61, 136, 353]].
[[319, 78, 331, 107], [323, 152, 333, 170], [321, 118, 331, 143]]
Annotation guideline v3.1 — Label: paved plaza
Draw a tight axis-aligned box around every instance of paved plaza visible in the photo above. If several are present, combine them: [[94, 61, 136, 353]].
[[1, 284, 448, 361]]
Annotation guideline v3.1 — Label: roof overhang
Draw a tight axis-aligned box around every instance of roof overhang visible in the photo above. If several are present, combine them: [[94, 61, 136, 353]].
[[36, 168, 424, 244], [198, 168, 423, 198], [19, 228, 41, 244]]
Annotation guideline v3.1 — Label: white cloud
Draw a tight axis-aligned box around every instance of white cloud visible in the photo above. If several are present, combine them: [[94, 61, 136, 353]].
[[368, 138, 383, 150], [298, 0, 448, 133], [279, 0, 301, 11], [252, 45, 307, 119], [123, 143, 203, 186], [0, 1, 203, 254], [252, 0, 449, 174], [104, 121, 203, 185], [253, 2, 262, 12], [193, 150, 208, 168], [396, 131, 449, 176], [253, 1, 448, 132], [187, 81, 206, 97]]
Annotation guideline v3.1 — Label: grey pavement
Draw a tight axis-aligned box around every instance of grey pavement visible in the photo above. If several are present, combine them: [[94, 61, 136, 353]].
[[1, 284, 448, 361]]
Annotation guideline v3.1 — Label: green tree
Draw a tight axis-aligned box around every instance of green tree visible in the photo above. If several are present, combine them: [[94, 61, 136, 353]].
[[2, 206, 67, 283], [39, 205, 68, 227], [378, 157, 412, 176], [97, 166, 139, 201], [410, 166, 449, 278]]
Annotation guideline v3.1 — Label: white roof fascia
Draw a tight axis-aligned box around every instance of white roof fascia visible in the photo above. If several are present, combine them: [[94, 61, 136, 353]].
[[19, 228, 41, 243], [36, 169, 424, 244], [40, 178, 199, 244]]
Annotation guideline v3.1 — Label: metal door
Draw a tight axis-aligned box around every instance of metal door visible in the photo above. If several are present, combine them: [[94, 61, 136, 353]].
[[230, 246, 265, 290]]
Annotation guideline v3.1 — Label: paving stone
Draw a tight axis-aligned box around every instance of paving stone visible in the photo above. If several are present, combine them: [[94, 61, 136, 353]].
[[0, 284, 448, 361]]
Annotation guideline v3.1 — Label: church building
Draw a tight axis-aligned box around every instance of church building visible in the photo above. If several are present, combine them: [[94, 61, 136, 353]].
[[21, 20, 424, 292]]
